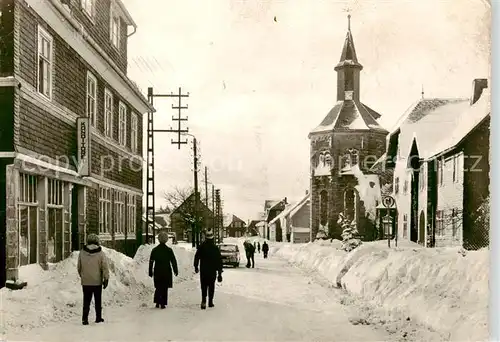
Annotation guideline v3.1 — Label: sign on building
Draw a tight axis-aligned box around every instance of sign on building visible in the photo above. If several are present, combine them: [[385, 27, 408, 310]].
[[77, 117, 91, 176]]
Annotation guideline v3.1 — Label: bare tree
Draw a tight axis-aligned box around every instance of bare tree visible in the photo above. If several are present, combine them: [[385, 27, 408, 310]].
[[162, 186, 212, 232]]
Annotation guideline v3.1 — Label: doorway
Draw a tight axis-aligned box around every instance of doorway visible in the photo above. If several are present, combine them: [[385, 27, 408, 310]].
[[71, 185, 79, 251], [419, 211, 426, 246]]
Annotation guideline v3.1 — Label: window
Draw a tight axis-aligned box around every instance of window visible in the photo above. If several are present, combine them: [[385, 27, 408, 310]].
[[395, 177, 399, 194], [99, 187, 112, 234], [131, 114, 138, 153], [37, 26, 53, 99], [403, 214, 408, 238], [18, 173, 39, 266], [403, 179, 408, 194], [110, 3, 121, 49], [118, 102, 127, 146], [81, 0, 94, 18], [104, 89, 114, 138], [114, 190, 125, 235], [452, 155, 459, 183], [437, 159, 444, 187], [86, 72, 97, 126], [47, 179, 64, 263], [435, 210, 444, 236], [452, 208, 459, 238], [127, 194, 136, 234]]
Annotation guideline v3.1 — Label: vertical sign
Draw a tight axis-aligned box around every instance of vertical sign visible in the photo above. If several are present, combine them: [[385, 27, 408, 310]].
[[77, 117, 91, 176]]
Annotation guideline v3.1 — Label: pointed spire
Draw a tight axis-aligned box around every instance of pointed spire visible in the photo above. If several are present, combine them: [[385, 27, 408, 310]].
[[335, 14, 363, 71]]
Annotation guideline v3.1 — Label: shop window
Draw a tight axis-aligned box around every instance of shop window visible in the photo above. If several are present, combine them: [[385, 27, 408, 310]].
[[99, 187, 112, 234], [18, 173, 38, 266], [436, 210, 444, 236], [403, 214, 408, 238], [114, 191, 126, 236], [47, 179, 64, 263], [127, 194, 136, 235]]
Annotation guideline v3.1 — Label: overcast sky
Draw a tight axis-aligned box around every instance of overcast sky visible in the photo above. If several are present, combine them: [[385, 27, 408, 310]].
[[122, 0, 490, 221]]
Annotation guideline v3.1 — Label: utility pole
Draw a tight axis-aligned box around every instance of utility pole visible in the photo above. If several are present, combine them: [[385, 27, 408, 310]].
[[215, 189, 221, 244], [204, 167, 209, 208], [193, 137, 200, 248], [212, 184, 215, 239], [145, 87, 189, 245]]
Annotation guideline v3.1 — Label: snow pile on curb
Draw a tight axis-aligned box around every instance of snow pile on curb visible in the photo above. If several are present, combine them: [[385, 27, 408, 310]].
[[1, 243, 195, 333], [273, 240, 488, 341]]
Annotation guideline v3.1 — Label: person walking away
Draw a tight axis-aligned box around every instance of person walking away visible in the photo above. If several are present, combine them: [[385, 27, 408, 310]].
[[194, 229, 223, 310], [77, 234, 109, 326], [257, 241, 261, 254], [262, 241, 269, 259], [244, 241, 255, 268], [149, 231, 179, 309]]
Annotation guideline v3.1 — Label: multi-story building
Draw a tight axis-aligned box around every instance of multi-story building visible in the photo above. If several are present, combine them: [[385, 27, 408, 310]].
[[224, 214, 246, 238], [170, 193, 214, 243], [0, 0, 153, 286]]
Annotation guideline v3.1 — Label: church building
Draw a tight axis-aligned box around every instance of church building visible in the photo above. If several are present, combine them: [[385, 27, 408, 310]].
[[308, 16, 388, 240]]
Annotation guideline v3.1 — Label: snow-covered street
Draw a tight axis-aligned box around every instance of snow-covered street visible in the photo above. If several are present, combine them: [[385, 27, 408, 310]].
[[6, 251, 390, 342]]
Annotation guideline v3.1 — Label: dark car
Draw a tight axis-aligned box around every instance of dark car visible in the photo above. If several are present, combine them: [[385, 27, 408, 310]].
[[218, 243, 240, 267]]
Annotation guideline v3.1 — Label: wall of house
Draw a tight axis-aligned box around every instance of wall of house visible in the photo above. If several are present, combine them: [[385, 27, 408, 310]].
[[292, 231, 310, 243], [435, 153, 464, 248], [291, 201, 310, 229], [393, 161, 411, 242], [68, 0, 129, 74], [463, 117, 490, 250], [417, 162, 428, 245]]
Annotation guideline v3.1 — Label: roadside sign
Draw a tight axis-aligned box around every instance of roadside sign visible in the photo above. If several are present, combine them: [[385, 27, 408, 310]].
[[382, 195, 395, 208]]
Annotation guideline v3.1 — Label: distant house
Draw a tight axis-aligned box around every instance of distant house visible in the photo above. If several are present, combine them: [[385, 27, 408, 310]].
[[141, 215, 167, 243], [268, 192, 311, 243], [170, 193, 214, 242], [264, 198, 287, 240], [381, 78, 490, 250], [224, 214, 247, 238], [246, 220, 262, 236]]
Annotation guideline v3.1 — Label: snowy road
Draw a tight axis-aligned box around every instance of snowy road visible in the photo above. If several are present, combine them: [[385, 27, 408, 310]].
[[8, 253, 390, 341]]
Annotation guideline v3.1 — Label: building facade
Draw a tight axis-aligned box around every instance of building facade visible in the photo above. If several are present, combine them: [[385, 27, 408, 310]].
[[170, 193, 214, 243], [383, 79, 490, 250], [0, 0, 152, 286], [308, 17, 388, 241], [224, 214, 246, 238]]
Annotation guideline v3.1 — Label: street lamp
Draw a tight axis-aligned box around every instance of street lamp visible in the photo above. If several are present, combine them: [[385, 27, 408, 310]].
[[181, 132, 200, 248]]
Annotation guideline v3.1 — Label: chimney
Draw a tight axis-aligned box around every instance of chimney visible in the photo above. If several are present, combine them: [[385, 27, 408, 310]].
[[471, 78, 488, 105]]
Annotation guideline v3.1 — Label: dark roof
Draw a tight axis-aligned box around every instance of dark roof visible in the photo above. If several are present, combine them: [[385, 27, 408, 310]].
[[171, 192, 214, 216], [310, 100, 387, 134], [334, 21, 362, 71], [264, 200, 279, 212], [154, 216, 168, 227]]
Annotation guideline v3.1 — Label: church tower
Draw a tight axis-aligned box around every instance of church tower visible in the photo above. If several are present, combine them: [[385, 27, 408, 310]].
[[308, 15, 388, 241]]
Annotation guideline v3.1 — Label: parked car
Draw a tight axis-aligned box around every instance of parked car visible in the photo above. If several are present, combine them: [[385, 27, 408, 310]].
[[218, 243, 240, 267]]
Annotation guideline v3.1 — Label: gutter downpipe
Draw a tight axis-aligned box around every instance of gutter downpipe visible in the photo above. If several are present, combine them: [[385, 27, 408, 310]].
[[47, 0, 153, 112]]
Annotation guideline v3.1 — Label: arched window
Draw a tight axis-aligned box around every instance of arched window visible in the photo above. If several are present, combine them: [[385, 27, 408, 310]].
[[320, 190, 329, 226], [344, 189, 356, 221], [324, 152, 332, 168]]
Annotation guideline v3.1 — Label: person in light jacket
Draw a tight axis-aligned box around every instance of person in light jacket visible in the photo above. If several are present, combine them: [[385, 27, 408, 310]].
[[77, 233, 110, 326], [149, 231, 179, 309]]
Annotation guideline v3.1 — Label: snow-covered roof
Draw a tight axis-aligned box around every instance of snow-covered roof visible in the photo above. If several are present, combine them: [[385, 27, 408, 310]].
[[396, 99, 471, 160], [425, 89, 490, 160], [310, 100, 387, 135], [269, 194, 310, 225]]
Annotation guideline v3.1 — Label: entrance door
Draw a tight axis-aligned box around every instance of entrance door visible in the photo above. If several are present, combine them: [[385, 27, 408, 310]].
[[419, 211, 426, 246], [410, 171, 419, 243]]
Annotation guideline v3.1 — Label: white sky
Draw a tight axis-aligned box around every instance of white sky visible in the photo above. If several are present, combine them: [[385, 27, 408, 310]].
[[122, 0, 490, 221]]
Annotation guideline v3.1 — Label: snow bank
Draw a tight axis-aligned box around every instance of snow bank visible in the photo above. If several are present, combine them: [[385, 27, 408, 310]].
[[273, 241, 488, 341], [1, 243, 195, 333]]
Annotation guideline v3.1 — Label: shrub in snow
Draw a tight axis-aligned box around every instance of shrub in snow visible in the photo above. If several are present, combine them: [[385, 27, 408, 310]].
[[339, 213, 362, 252]]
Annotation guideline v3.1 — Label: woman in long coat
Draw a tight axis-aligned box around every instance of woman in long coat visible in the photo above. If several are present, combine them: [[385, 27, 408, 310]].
[[148, 232, 178, 308]]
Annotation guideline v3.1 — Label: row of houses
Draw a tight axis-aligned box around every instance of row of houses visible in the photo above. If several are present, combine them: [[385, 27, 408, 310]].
[[307, 16, 490, 250], [141, 191, 251, 242]]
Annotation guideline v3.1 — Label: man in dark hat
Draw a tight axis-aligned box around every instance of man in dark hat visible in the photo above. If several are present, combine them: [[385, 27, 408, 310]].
[[193, 229, 223, 310]]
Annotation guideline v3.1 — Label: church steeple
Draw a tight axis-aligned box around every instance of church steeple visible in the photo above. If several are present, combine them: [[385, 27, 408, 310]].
[[335, 15, 363, 102]]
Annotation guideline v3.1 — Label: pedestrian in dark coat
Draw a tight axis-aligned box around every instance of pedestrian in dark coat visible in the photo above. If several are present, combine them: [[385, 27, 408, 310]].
[[262, 241, 269, 258], [244, 241, 255, 268], [149, 231, 179, 309], [194, 229, 223, 310], [77, 233, 109, 325], [257, 241, 261, 253]]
